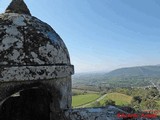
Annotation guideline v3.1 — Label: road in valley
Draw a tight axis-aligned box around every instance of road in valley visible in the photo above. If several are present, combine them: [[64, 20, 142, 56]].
[[75, 94, 107, 108]]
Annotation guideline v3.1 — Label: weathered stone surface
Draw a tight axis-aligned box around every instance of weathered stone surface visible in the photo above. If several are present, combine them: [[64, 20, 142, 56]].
[[5, 0, 31, 15], [65, 106, 160, 120], [0, 0, 74, 120], [0, 65, 74, 81], [65, 106, 124, 120], [0, 13, 71, 66], [0, 13, 74, 81]]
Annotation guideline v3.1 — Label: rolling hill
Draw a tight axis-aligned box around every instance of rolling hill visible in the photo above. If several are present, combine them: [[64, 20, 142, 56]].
[[73, 65, 160, 88], [106, 65, 160, 78]]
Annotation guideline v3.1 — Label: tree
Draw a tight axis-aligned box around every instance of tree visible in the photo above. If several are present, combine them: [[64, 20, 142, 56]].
[[131, 96, 142, 111], [131, 96, 142, 104], [147, 87, 159, 99], [143, 99, 159, 110], [92, 101, 101, 107], [103, 99, 115, 106]]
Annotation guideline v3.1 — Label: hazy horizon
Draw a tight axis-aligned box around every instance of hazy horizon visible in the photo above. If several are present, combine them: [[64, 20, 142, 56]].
[[1, 0, 160, 73], [74, 64, 160, 74]]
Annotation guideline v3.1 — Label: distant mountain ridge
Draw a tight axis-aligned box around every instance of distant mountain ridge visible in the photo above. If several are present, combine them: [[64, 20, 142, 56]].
[[106, 65, 160, 78], [73, 65, 160, 88]]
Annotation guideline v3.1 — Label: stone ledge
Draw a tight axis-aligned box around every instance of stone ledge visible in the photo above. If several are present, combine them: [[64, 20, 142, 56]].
[[64, 106, 160, 120], [0, 65, 74, 81]]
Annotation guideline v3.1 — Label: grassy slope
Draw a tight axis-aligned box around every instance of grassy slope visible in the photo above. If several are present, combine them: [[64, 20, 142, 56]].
[[100, 93, 132, 106], [72, 94, 100, 107]]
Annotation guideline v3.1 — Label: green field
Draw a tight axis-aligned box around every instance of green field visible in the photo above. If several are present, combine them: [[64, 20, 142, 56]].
[[72, 93, 100, 107], [72, 92, 132, 108], [100, 93, 132, 106], [72, 88, 98, 94]]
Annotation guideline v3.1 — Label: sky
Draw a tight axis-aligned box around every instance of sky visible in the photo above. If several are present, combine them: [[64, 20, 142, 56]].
[[1, 0, 160, 73]]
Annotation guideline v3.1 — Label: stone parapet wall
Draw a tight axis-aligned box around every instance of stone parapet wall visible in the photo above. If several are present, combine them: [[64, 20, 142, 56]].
[[64, 106, 160, 120], [65, 107, 123, 120]]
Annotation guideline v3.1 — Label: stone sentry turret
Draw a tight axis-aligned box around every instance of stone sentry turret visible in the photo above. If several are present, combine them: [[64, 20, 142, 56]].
[[0, 0, 157, 120], [0, 0, 74, 119]]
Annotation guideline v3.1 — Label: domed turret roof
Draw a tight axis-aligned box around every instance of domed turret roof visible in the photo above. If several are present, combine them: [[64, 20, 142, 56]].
[[0, 0, 74, 81]]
